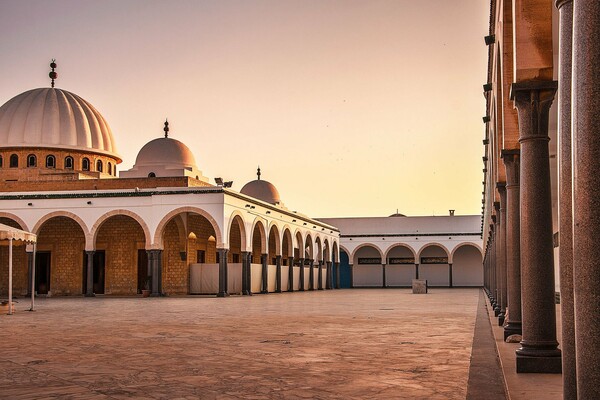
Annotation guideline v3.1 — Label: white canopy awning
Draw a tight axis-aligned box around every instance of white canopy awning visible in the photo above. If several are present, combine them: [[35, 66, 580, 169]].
[[1, 223, 37, 315], [0, 223, 37, 243]]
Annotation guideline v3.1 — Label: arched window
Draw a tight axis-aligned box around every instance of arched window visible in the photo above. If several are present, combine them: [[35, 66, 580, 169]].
[[96, 160, 103, 172], [0, 155, 3, 168], [46, 155, 56, 168], [148, 172, 156, 178], [27, 154, 37, 167], [64, 156, 74, 169], [113, 165, 117, 176], [108, 162, 112, 175], [82, 158, 90, 171], [9, 154, 18, 168]]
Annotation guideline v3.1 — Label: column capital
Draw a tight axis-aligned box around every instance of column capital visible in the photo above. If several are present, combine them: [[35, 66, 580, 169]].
[[555, 0, 572, 10]]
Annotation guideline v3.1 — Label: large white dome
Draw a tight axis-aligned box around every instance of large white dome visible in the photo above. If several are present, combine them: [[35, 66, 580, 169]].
[[133, 137, 197, 168], [0, 88, 120, 160]]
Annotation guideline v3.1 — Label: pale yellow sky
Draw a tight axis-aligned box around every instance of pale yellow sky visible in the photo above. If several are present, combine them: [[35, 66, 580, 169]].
[[0, 0, 489, 217]]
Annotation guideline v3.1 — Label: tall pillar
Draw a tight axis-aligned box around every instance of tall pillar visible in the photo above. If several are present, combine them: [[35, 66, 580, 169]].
[[217, 248, 229, 297], [325, 261, 332, 289], [318, 261, 323, 290], [448, 263, 453, 288], [308, 259, 315, 290], [275, 255, 282, 293], [298, 258, 305, 291], [555, 0, 576, 397], [382, 263, 387, 288], [85, 250, 95, 297], [149, 249, 162, 297], [334, 262, 340, 289], [497, 185, 508, 326], [492, 215, 501, 317], [415, 263, 419, 280], [260, 253, 268, 294], [511, 80, 561, 373], [288, 256, 295, 291], [572, 1, 600, 395], [349, 263, 354, 288], [242, 252, 252, 295], [502, 151, 523, 340]]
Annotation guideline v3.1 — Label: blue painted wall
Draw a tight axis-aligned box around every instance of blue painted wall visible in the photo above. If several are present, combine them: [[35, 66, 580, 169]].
[[339, 250, 352, 288]]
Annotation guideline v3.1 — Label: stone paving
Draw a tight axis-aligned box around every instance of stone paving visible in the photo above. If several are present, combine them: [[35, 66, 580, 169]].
[[0, 289, 481, 399]]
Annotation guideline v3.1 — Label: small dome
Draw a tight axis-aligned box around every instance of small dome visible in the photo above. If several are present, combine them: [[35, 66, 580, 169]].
[[0, 88, 120, 160], [389, 212, 406, 217], [240, 168, 281, 205], [133, 137, 197, 168]]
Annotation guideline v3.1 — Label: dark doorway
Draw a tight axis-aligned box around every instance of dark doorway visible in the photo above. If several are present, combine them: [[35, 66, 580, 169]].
[[137, 249, 148, 294], [339, 250, 352, 288], [35, 251, 51, 294]]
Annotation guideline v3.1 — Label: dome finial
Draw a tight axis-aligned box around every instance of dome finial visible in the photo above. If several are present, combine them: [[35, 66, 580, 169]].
[[257, 166, 261, 180], [49, 59, 57, 88], [163, 119, 169, 138]]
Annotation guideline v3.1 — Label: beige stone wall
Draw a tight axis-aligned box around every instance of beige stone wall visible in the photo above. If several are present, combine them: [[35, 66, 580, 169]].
[[96, 215, 145, 295], [37, 217, 86, 296], [162, 213, 217, 295]]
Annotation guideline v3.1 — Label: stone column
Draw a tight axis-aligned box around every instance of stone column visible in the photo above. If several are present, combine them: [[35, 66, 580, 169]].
[[448, 263, 453, 288], [415, 263, 419, 280], [85, 250, 95, 297], [318, 261, 323, 290], [497, 185, 508, 326], [288, 256, 295, 291], [349, 263, 354, 288], [308, 259, 315, 290], [241, 251, 250, 295], [502, 151, 523, 340], [217, 248, 229, 297], [556, 0, 576, 397], [275, 255, 282, 293], [298, 258, 305, 291], [245, 252, 253, 295], [334, 262, 340, 289], [492, 213, 502, 317], [572, 1, 600, 395], [325, 261, 333, 289], [382, 263, 387, 288], [511, 80, 561, 373], [260, 253, 268, 294], [149, 249, 162, 297]]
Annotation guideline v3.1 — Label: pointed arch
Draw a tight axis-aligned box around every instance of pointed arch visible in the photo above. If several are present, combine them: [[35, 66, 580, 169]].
[[251, 219, 267, 254], [154, 206, 222, 249], [268, 223, 281, 256], [227, 211, 248, 251], [91, 209, 151, 249]]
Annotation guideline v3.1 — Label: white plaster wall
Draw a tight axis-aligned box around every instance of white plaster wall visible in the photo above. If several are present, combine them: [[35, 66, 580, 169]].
[[452, 246, 483, 286], [354, 265, 383, 287], [420, 264, 449, 286], [251, 264, 262, 293], [386, 265, 415, 286], [281, 265, 289, 291], [293, 266, 300, 290], [268, 264, 276, 292]]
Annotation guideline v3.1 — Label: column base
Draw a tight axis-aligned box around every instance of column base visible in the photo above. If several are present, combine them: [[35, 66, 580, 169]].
[[242, 290, 252, 296], [217, 292, 230, 297], [516, 354, 562, 374], [498, 313, 505, 326], [275, 289, 282, 293], [260, 290, 269, 294], [84, 293, 95, 297], [318, 288, 324, 290], [503, 323, 522, 341]]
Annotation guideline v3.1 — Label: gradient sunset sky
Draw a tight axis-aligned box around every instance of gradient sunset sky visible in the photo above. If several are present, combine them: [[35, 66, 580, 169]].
[[0, 0, 489, 218]]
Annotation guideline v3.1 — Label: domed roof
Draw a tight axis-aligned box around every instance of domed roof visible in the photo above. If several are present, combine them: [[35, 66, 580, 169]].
[[0, 87, 120, 161], [133, 136, 197, 168], [389, 211, 406, 217], [240, 168, 281, 205]]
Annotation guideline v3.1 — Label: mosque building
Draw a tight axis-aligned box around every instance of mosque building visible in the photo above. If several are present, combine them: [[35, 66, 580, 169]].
[[0, 61, 482, 300]]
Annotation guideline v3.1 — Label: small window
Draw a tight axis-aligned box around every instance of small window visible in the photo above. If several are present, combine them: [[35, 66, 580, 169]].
[[27, 154, 37, 167], [148, 172, 156, 178], [46, 155, 56, 168], [0, 155, 3, 168], [82, 158, 90, 171], [108, 162, 112, 175], [64, 156, 74, 169], [9, 154, 18, 168], [96, 160, 103, 173]]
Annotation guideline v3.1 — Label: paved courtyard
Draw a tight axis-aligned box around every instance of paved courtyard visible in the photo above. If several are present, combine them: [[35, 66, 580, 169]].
[[1, 289, 482, 399]]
